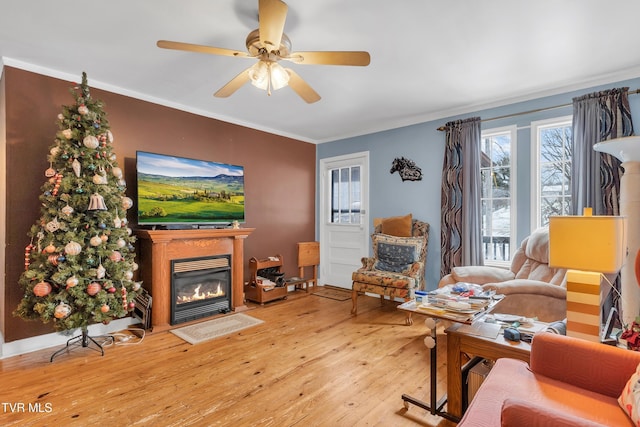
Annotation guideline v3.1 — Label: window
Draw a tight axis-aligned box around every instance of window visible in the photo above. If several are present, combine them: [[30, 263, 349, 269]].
[[531, 117, 572, 229], [481, 126, 517, 265], [330, 165, 361, 224]]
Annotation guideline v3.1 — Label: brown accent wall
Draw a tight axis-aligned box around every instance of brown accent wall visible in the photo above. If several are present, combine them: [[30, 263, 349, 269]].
[[2, 67, 316, 342]]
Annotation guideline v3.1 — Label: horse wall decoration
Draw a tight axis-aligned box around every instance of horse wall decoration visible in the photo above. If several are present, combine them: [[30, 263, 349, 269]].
[[390, 157, 423, 182]]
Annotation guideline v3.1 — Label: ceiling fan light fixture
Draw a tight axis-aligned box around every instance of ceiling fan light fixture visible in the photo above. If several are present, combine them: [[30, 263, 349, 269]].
[[269, 62, 290, 90], [248, 60, 290, 94], [248, 61, 269, 89]]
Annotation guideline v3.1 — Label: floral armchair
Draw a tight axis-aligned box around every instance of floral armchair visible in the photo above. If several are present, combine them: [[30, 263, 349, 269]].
[[351, 215, 429, 325]]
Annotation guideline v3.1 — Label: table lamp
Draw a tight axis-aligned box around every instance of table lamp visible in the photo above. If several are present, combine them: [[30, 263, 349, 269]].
[[549, 208, 627, 342]]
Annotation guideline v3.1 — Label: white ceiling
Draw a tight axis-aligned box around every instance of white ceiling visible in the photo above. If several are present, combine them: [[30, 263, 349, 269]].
[[3, 1, 640, 143]]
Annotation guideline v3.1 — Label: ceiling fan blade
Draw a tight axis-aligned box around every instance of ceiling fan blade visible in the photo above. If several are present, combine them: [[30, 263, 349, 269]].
[[157, 40, 251, 59], [259, 0, 288, 52], [286, 69, 321, 104], [286, 51, 371, 66], [214, 68, 252, 98]]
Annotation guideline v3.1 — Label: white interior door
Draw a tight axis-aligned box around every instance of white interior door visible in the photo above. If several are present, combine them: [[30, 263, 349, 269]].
[[319, 152, 369, 289]]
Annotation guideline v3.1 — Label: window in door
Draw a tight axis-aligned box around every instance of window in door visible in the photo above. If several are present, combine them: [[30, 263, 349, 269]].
[[330, 165, 361, 224], [531, 117, 572, 229], [481, 126, 517, 265]]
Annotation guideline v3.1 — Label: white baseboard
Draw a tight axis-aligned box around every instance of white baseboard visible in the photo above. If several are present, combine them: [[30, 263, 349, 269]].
[[0, 317, 137, 360]]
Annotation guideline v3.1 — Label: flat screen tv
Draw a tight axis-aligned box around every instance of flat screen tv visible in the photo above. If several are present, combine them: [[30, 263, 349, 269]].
[[136, 151, 245, 227]]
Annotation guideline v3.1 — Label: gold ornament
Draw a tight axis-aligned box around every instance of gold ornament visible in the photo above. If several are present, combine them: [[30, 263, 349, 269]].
[[90, 235, 102, 246], [87, 193, 107, 211], [64, 241, 82, 256], [61, 204, 74, 216], [96, 263, 106, 279], [122, 197, 133, 210], [83, 135, 99, 149], [72, 158, 81, 178], [66, 276, 79, 288], [45, 218, 61, 232], [54, 302, 72, 319]]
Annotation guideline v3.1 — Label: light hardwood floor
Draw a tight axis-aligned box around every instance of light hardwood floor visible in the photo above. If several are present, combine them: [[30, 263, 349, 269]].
[[0, 290, 457, 427]]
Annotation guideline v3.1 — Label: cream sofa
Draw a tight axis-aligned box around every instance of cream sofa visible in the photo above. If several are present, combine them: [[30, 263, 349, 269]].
[[439, 227, 566, 322]]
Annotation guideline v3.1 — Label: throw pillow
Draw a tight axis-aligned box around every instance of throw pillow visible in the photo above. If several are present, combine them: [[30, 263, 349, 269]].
[[619, 361, 640, 424], [380, 214, 412, 237], [451, 266, 514, 283], [373, 233, 423, 273]]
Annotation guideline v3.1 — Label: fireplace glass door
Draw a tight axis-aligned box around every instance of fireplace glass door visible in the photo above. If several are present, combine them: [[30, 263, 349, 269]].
[[171, 255, 231, 324]]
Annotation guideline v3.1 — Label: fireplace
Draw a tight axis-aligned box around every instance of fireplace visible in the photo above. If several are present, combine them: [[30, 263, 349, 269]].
[[171, 255, 231, 325], [137, 228, 254, 331]]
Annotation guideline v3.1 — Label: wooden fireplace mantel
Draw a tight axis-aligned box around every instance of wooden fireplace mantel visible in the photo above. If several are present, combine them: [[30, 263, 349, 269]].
[[136, 228, 255, 331]]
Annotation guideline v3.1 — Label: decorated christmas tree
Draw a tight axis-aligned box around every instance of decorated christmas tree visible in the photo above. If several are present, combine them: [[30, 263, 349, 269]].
[[15, 72, 141, 341]]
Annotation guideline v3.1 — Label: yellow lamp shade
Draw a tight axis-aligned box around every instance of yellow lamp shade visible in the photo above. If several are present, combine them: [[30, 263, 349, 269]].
[[549, 210, 627, 274]]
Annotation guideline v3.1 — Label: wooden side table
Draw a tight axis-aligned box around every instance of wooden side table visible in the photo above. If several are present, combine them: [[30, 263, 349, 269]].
[[445, 323, 533, 419]]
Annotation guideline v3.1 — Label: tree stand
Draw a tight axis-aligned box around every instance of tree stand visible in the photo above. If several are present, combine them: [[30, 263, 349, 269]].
[[50, 327, 113, 362]]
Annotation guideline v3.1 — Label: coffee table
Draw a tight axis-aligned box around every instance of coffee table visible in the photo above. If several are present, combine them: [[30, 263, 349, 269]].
[[397, 299, 497, 423], [445, 321, 540, 419]]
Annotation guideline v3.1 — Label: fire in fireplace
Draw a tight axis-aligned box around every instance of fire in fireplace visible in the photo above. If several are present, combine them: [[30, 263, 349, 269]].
[[171, 255, 231, 325]]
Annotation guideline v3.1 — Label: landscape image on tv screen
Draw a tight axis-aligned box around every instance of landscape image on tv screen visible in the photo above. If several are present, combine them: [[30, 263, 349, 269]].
[[136, 151, 245, 225]]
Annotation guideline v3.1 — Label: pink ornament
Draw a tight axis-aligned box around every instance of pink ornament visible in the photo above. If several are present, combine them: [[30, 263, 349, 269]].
[[109, 251, 122, 262], [87, 282, 101, 296], [34, 281, 52, 297]]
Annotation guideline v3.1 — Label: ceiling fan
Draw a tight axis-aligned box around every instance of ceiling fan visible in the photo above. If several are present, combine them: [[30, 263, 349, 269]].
[[157, 0, 370, 104]]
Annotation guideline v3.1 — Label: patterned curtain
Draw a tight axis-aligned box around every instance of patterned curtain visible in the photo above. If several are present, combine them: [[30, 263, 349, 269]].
[[572, 87, 633, 216], [571, 87, 634, 326], [440, 117, 483, 277]]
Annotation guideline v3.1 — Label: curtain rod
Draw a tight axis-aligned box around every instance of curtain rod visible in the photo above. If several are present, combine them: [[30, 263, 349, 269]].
[[436, 88, 640, 131]]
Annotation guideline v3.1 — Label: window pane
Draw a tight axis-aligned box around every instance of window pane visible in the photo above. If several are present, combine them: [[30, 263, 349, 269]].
[[535, 120, 572, 228], [540, 128, 564, 163], [330, 166, 362, 224], [540, 164, 563, 196], [331, 169, 339, 222], [491, 135, 511, 166], [540, 196, 564, 226], [350, 166, 361, 223], [481, 130, 513, 263], [481, 169, 491, 198], [492, 166, 510, 197]]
